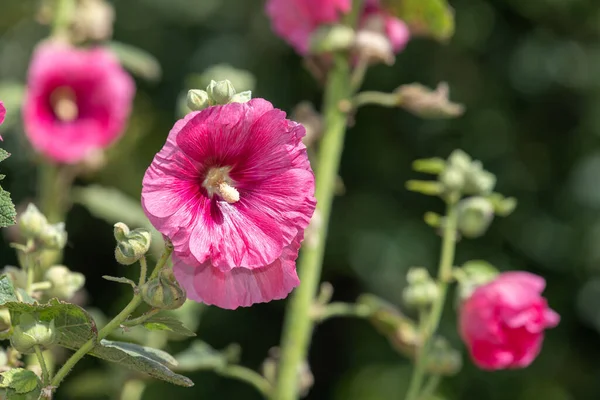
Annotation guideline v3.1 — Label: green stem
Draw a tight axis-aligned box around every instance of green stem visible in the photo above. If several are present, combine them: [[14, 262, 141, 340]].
[[272, 52, 352, 400], [418, 375, 441, 400], [49, 245, 173, 390], [352, 91, 398, 109], [38, 163, 65, 224], [51, 0, 76, 37], [122, 308, 160, 327], [34, 345, 51, 385], [138, 256, 148, 286], [404, 201, 458, 400], [219, 365, 273, 398], [313, 302, 373, 322]]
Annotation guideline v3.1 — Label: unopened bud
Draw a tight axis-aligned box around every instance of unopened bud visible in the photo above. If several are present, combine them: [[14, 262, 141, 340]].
[[354, 30, 394, 65], [457, 197, 495, 238], [114, 223, 151, 265], [44, 265, 85, 300], [206, 80, 236, 105], [310, 24, 356, 54], [406, 180, 444, 196], [402, 281, 440, 308], [141, 269, 186, 310], [447, 149, 472, 172], [406, 267, 430, 285], [10, 314, 56, 354], [0, 309, 11, 335], [439, 166, 465, 192], [426, 338, 462, 376], [464, 161, 496, 195], [38, 222, 67, 250], [396, 82, 464, 119], [229, 90, 252, 104], [187, 89, 210, 111], [18, 204, 48, 239], [412, 158, 446, 175]]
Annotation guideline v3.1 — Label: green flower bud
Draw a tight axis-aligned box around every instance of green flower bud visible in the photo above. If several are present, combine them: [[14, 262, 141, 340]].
[[229, 90, 252, 104], [406, 267, 430, 285], [113, 223, 151, 265], [38, 222, 67, 250], [187, 89, 210, 111], [402, 281, 440, 308], [206, 80, 236, 105], [18, 204, 49, 239], [439, 165, 465, 192], [0, 309, 11, 336], [464, 161, 496, 195], [405, 180, 444, 196], [426, 338, 462, 376], [141, 269, 186, 310], [447, 149, 472, 172], [456, 260, 499, 301], [10, 314, 56, 354], [309, 24, 356, 54], [44, 265, 85, 300], [457, 197, 495, 238], [412, 158, 446, 175]]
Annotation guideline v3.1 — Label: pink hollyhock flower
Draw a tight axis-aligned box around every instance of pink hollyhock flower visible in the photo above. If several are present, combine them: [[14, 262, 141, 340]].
[[23, 41, 135, 164], [266, 0, 352, 54], [459, 272, 560, 370], [363, 0, 410, 53], [0, 101, 5, 126], [142, 99, 316, 309]]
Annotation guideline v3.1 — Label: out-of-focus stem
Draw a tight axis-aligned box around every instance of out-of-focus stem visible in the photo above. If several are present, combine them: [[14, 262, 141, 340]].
[[404, 201, 458, 400], [51, 0, 76, 37]]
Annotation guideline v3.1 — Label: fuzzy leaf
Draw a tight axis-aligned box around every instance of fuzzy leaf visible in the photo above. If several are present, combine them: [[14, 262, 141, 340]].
[[0, 276, 17, 303], [142, 314, 196, 337], [0, 149, 9, 163], [0, 369, 40, 394], [173, 341, 231, 372], [382, 0, 455, 42], [102, 275, 136, 288], [0, 189, 16, 228], [108, 41, 162, 81], [80, 340, 193, 387]]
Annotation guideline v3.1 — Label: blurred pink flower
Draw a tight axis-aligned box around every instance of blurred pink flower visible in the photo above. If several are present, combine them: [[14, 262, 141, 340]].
[[459, 272, 560, 370], [142, 99, 316, 309], [266, 0, 410, 55], [23, 41, 134, 164], [0, 101, 5, 126], [266, 0, 352, 54], [363, 0, 410, 53]]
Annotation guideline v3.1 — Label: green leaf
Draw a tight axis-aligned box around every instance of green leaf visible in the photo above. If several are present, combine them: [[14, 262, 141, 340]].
[[0, 368, 40, 394], [15, 289, 35, 305], [0, 189, 16, 228], [81, 340, 193, 387], [0, 276, 18, 303], [108, 41, 162, 82], [142, 314, 196, 337], [102, 275, 136, 288], [0, 149, 10, 163], [381, 0, 455, 42], [72, 185, 162, 256], [173, 341, 234, 372]]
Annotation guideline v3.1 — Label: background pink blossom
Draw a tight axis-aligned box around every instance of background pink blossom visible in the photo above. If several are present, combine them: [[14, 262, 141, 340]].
[[23, 41, 135, 164], [459, 272, 560, 370], [0, 101, 5, 126]]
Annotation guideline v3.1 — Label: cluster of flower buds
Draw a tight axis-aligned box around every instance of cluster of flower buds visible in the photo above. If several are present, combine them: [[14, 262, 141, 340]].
[[10, 314, 56, 354], [18, 204, 67, 251], [187, 80, 252, 111], [113, 222, 151, 266], [402, 267, 440, 309], [141, 269, 186, 310], [44, 265, 85, 300], [407, 150, 516, 238]]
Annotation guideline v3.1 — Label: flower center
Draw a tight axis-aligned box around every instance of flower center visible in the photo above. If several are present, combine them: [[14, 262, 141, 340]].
[[50, 87, 79, 122], [202, 166, 240, 204]]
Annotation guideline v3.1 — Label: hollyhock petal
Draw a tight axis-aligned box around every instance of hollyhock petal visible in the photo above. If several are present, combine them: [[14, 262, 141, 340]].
[[23, 41, 135, 164], [143, 98, 316, 296], [266, 0, 352, 54], [384, 16, 410, 52], [173, 237, 302, 310], [459, 271, 559, 370], [0, 101, 5, 126]]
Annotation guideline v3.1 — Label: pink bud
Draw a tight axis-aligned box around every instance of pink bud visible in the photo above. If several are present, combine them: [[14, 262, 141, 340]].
[[459, 272, 560, 370]]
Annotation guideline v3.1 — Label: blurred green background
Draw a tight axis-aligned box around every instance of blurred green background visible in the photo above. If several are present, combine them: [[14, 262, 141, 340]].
[[1, 0, 599, 399]]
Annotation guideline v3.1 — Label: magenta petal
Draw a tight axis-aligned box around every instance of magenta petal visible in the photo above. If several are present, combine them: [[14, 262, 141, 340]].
[[23, 41, 135, 164], [0, 101, 5, 126], [173, 238, 302, 310]]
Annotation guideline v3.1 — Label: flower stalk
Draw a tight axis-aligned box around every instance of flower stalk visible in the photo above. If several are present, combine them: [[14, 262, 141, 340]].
[[404, 200, 459, 400]]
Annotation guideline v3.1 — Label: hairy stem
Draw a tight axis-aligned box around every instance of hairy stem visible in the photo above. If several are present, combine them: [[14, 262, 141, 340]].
[[404, 201, 458, 400], [272, 42, 352, 400], [312, 302, 373, 322], [34, 345, 51, 385], [49, 245, 173, 390]]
